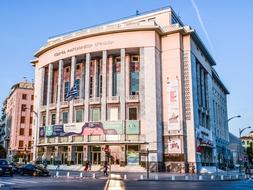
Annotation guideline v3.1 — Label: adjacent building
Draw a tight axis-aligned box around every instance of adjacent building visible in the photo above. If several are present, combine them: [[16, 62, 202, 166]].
[[241, 131, 253, 164], [5, 80, 34, 162], [31, 6, 229, 173]]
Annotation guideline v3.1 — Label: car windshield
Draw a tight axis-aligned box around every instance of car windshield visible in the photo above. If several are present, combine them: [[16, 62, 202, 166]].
[[0, 160, 9, 165]]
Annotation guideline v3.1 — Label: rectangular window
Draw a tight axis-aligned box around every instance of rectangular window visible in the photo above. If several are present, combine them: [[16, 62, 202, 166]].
[[75, 110, 83, 123], [19, 128, 24, 136], [62, 111, 68, 124], [42, 115, 46, 126], [51, 113, 56, 125], [18, 141, 24, 148], [128, 107, 137, 120], [64, 81, 70, 100], [90, 108, 100, 121], [21, 104, 26, 112], [28, 141, 32, 148], [29, 128, 32, 136], [30, 105, 33, 111], [75, 79, 80, 97], [30, 116, 33, 124], [21, 116, 25, 124], [31, 95, 34, 100], [109, 107, 119, 121], [130, 72, 139, 95], [22, 94, 27, 100]]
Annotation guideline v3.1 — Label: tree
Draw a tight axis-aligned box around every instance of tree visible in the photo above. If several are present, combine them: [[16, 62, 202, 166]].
[[0, 145, 6, 158]]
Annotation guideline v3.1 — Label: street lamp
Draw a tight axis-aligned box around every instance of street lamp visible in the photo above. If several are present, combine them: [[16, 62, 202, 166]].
[[25, 107, 38, 162], [238, 126, 251, 174], [227, 115, 241, 123]]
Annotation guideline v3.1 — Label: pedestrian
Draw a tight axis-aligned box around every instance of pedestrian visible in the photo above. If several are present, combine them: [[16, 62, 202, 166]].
[[88, 161, 92, 171], [103, 163, 108, 176], [56, 161, 60, 171], [84, 161, 89, 172]]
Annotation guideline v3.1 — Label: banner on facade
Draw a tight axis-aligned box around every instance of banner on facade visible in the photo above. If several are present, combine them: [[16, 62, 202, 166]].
[[52, 125, 64, 136], [104, 121, 123, 135], [64, 123, 84, 135], [45, 125, 53, 137], [167, 80, 180, 131], [126, 120, 140, 134], [168, 139, 182, 154], [39, 127, 45, 137]]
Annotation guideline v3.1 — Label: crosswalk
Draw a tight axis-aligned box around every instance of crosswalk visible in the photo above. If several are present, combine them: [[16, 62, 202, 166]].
[[0, 177, 41, 186]]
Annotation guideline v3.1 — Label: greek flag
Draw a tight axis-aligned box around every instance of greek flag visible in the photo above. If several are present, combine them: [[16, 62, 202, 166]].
[[66, 82, 78, 101]]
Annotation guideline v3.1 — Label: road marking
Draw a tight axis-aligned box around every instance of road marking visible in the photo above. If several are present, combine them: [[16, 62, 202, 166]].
[[11, 179, 39, 183], [0, 180, 15, 185]]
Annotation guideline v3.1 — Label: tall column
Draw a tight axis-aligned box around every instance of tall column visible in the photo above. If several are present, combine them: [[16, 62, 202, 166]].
[[120, 49, 126, 121], [46, 63, 53, 125], [85, 53, 91, 122], [67, 145, 73, 165], [108, 56, 113, 97], [81, 61, 85, 99], [33, 67, 45, 161], [101, 50, 107, 122], [83, 145, 88, 164], [125, 54, 130, 96], [69, 56, 76, 123], [93, 60, 98, 97], [56, 60, 63, 124]]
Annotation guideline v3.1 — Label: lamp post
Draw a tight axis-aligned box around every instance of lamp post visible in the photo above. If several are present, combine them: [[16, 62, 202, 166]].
[[223, 115, 241, 173], [238, 126, 251, 173], [25, 107, 38, 162]]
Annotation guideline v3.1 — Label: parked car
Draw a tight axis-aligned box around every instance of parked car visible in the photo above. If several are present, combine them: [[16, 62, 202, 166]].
[[0, 159, 13, 176], [19, 164, 50, 176], [245, 165, 253, 175], [10, 162, 20, 174]]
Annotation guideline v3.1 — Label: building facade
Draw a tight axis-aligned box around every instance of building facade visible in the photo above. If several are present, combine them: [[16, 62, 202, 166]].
[[241, 131, 253, 165], [31, 7, 229, 173], [5, 81, 34, 162]]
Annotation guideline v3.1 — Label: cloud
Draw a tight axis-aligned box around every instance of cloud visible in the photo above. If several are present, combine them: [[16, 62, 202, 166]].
[[191, 0, 216, 58]]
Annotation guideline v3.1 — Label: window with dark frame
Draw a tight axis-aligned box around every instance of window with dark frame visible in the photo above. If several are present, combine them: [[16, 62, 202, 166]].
[[19, 128, 25, 136], [22, 94, 27, 100], [20, 116, 25, 124], [128, 107, 137, 120]]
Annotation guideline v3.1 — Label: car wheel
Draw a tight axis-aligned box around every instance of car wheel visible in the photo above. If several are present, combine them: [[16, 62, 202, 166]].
[[32, 171, 37, 177]]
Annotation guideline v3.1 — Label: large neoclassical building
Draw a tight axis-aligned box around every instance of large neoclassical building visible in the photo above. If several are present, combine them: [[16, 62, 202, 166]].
[[31, 6, 229, 173]]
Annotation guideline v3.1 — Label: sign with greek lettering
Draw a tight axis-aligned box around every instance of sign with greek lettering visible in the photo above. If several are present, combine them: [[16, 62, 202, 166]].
[[126, 120, 140, 134]]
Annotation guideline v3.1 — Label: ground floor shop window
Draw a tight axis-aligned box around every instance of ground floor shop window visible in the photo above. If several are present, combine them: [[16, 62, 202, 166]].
[[127, 145, 139, 165]]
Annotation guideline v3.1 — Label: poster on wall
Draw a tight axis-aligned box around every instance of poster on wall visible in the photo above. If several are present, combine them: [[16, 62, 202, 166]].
[[45, 125, 53, 137], [127, 151, 139, 165], [167, 80, 180, 131], [39, 127, 45, 137], [168, 139, 182, 154]]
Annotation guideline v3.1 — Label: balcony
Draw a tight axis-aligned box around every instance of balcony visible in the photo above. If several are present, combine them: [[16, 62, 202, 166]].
[[107, 96, 120, 103], [89, 97, 101, 104], [74, 98, 84, 106], [49, 103, 56, 110], [60, 101, 69, 108], [126, 95, 139, 103]]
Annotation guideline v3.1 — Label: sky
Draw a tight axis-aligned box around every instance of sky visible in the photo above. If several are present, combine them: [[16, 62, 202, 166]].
[[0, 0, 252, 137]]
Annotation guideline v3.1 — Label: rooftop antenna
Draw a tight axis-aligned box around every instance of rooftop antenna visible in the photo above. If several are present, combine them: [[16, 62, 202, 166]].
[[136, 10, 140, 16]]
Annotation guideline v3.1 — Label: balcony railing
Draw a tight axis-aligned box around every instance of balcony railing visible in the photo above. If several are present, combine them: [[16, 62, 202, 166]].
[[89, 97, 101, 104], [74, 99, 84, 106], [49, 103, 56, 110], [126, 95, 139, 102], [60, 101, 69, 107], [107, 96, 120, 103]]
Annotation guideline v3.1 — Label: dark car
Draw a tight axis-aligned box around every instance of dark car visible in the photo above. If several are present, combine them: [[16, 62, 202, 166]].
[[0, 159, 13, 176], [19, 164, 50, 176], [10, 162, 20, 174]]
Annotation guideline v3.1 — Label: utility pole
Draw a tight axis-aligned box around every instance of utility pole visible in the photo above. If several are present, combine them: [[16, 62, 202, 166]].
[[147, 148, 149, 179]]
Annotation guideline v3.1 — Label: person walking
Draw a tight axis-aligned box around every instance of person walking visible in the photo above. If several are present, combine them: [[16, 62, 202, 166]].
[[103, 162, 108, 176], [84, 161, 89, 172]]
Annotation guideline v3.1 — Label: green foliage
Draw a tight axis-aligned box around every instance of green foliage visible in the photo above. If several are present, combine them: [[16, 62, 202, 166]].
[[0, 145, 6, 159]]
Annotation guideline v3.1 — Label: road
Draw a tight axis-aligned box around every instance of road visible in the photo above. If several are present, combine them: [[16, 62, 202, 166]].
[[0, 174, 253, 190]]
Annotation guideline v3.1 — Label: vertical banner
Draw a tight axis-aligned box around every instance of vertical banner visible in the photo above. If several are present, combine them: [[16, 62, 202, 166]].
[[167, 80, 180, 130]]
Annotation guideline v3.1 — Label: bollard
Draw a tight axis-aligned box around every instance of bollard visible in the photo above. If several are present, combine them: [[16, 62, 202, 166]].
[[67, 172, 70, 178], [56, 171, 59, 177], [171, 176, 175, 181], [236, 175, 239, 179], [155, 174, 158, 180], [80, 172, 83, 178], [92, 173, 96, 179], [211, 175, 214, 180], [124, 174, 127, 180], [221, 175, 224, 180], [140, 174, 143, 180], [199, 175, 203, 180], [185, 176, 189, 180], [245, 175, 247, 179]]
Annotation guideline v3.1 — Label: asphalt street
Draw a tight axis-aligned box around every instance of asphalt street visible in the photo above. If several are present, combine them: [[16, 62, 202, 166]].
[[1, 175, 253, 190]]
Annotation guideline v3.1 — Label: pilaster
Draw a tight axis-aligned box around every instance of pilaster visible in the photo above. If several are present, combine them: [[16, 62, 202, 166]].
[[85, 53, 90, 122], [101, 50, 107, 122], [69, 56, 76, 123]]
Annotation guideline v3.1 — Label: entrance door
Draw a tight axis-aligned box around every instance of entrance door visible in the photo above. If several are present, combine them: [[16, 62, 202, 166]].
[[61, 152, 68, 165], [75, 152, 83, 165], [91, 152, 101, 165]]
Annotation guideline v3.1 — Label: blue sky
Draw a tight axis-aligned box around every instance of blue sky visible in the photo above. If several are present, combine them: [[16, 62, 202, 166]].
[[0, 0, 252, 137]]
